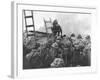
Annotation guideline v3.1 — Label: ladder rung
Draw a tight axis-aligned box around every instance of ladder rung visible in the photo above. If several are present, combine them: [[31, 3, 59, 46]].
[[25, 16, 33, 18], [26, 25, 34, 27], [45, 21, 51, 23], [27, 34, 34, 36], [29, 30, 34, 32]]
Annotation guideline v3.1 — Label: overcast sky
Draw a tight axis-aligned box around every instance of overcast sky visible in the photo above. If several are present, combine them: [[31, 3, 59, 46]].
[[24, 11, 91, 36]]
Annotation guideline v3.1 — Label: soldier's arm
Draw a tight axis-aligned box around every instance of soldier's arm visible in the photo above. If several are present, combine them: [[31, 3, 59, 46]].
[[59, 25, 62, 35]]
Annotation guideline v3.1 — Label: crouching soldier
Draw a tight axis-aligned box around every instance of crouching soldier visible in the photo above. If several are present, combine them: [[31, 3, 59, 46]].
[[25, 49, 43, 68], [52, 20, 62, 36]]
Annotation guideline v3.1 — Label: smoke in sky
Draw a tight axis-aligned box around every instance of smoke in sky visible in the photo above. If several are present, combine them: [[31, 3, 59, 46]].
[[56, 13, 91, 35]]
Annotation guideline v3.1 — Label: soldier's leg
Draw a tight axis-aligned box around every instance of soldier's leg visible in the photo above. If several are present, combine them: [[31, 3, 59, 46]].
[[58, 31, 60, 36]]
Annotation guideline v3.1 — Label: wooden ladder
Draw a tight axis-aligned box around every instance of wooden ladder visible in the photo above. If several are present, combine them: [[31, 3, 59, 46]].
[[23, 10, 35, 38], [44, 18, 52, 39]]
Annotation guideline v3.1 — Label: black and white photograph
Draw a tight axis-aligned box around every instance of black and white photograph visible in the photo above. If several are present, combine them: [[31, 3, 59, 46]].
[[11, 2, 97, 78], [23, 10, 91, 69]]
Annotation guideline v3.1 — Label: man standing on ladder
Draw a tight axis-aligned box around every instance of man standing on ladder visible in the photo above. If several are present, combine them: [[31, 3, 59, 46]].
[[52, 19, 62, 37]]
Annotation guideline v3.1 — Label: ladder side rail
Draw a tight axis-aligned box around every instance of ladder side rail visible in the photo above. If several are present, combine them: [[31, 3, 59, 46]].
[[44, 18, 53, 40], [31, 10, 36, 40], [23, 10, 28, 37], [44, 19, 49, 40], [44, 19, 48, 34]]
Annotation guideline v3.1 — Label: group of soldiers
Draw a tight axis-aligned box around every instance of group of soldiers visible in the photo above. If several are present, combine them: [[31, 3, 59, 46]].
[[23, 20, 91, 69], [23, 33, 91, 69]]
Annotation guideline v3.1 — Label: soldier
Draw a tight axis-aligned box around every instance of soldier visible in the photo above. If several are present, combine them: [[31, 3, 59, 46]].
[[52, 20, 62, 36]]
